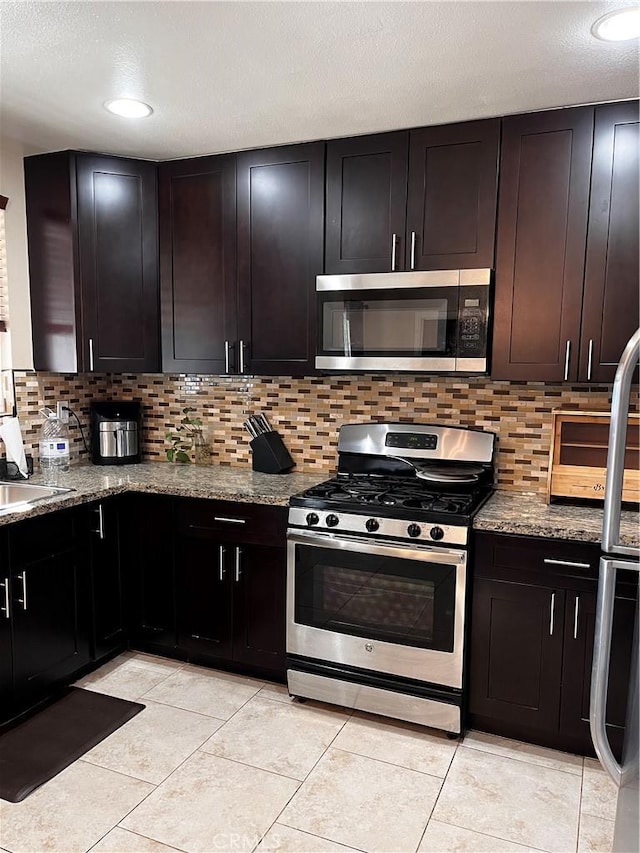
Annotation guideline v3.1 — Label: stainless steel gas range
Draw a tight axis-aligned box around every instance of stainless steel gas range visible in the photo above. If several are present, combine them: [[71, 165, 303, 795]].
[[286, 422, 496, 734]]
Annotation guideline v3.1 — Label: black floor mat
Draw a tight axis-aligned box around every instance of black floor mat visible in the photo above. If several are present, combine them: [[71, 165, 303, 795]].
[[0, 687, 144, 803]]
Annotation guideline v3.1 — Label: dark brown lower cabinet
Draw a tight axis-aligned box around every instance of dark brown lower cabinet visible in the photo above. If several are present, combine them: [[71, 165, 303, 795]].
[[469, 532, 636, 758], [126, 495, 179, 656], [3, 510, 91, 723], [176, 500, 287, 678], [87, 501, 127, 661]]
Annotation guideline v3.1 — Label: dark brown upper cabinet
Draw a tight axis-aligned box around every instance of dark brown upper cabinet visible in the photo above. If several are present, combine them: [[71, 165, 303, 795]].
[[325, 132, 409, 274], [25, 152, 159, 373], [159, 156, 237, 374], [324, 120, 499, 275], [406, 120, 500, 271], [237, 142, 324, 376], [492, 107, 594, 382], [580, 101, 639, 383], [492, 102, 639, 382]]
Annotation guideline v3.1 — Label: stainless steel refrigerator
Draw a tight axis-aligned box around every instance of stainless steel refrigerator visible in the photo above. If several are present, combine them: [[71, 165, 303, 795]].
[[590, 328, 640, 853]]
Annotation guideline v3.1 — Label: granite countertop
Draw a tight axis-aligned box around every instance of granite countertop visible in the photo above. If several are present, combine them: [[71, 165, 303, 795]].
[[1, 463, 638, 547], [474, 490, 639, 547], [0, 462, 327, 527]]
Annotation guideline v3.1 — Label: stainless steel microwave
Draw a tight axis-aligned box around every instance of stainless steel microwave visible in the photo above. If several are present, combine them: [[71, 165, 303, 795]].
[[316, 269, 491, 373]]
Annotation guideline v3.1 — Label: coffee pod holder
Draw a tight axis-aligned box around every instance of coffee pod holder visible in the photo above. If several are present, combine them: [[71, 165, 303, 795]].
[[249, 432, 295, 474]]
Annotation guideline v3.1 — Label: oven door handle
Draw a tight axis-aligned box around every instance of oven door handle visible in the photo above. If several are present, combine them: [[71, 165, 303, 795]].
[[286, 529, 467, 566]]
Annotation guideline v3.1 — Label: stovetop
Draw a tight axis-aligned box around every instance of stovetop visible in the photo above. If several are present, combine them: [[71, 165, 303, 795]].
[[292, 475, 486, 517]]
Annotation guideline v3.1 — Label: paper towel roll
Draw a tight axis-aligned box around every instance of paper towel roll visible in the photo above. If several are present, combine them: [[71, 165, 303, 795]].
[[0, 417, 28, 478]]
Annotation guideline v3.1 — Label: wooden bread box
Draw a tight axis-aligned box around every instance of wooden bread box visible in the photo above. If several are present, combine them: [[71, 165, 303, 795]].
[[547, 410, 639, 504]]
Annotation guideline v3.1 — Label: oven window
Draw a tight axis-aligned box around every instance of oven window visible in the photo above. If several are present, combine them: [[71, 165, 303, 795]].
[[294, 544, 456, 652], [319, 289, 458, 357]]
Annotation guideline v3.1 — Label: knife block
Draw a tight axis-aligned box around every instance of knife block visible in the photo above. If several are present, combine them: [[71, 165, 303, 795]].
[[249, 432, 295, 474]]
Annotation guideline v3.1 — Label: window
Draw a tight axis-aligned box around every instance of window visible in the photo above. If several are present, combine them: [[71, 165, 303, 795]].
[[0, 193, 15, 415]]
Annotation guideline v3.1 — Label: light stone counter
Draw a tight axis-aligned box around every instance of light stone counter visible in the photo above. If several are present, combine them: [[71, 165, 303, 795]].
[[0, 462, 328, 527], [474, 490, 639, 548], [2, 464, 638, 548]]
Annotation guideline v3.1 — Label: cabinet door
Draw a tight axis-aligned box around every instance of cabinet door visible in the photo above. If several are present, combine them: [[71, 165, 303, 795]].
[[580, 101, 639, 382], [76, 155, 159, 372], [160, 156, 237, 373], [406, 120, 499, 271], [469, 578, 565, 732], [232, 544, 286, 675], [325, 132, 409, 274], [560, 584, 637, 759], [89, 502, 126, 661], [237, 143, 325, 376], [126, 495, 178, 654], [177, 536, 233, 662], [0, 534, 13, 718], [492, 108, 594, 380], [11, 549, 90, 704]]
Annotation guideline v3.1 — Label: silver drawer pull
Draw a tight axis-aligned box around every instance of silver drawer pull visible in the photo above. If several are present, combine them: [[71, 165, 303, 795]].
[[235, 547, 242, 582], [218, 545, 226, 581], [573, 595, 580, 640], [549, 592, 556, 636], [213, 516, 246, 525], [93, 504, 105, 540], [544, 558, 592, 569], [17, 571, 27, 611], [1, 578, 9, 619]]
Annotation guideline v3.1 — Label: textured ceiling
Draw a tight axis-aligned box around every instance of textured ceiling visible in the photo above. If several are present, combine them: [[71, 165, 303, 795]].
[[1, 1, 639, 160]]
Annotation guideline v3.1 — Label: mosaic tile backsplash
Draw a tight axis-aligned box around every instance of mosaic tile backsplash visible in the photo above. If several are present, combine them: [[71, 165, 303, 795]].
[[11, 370, 638, 494]]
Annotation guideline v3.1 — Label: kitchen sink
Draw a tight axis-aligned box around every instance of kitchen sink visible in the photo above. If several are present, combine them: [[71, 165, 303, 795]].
[[0, 482, 73, 513]]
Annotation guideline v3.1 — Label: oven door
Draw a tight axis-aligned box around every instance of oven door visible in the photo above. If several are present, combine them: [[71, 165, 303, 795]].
[[286, 529, 466, 689], [316, 272, 460, 371]]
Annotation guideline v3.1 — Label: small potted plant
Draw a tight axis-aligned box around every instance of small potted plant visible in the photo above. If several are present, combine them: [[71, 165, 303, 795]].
[[166, 407, 206, 463]]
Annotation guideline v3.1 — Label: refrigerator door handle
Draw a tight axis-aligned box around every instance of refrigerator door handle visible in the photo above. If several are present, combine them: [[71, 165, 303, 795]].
[[602, 328, 640, 559], [590, 557, 640, 786]]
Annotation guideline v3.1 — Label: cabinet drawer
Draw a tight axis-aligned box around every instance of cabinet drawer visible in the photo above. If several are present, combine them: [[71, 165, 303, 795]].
[[9, 509, 77, 566], [474, 531, 600, 587], [177, 499, 287, 546]]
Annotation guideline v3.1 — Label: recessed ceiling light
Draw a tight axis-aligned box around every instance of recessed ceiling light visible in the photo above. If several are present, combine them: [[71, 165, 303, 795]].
[[591, 7, 640, 41], [104, 98, 153, 118]]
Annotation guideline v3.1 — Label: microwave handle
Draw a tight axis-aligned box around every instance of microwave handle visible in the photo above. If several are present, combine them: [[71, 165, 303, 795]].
[[342, 311, 352, 358]]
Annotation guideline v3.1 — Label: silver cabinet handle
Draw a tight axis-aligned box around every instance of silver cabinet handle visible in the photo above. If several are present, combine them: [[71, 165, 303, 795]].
[[214, 516, 246, 525], [89, 338, 95, 372], [564, 340, 571, 381], [235, 547, 242, 582], [218, 545, 226, 582], [224, 340, 230, 374], [549, 592, 556, 636], [391, 233, 397, 271], [17, 571, 27, 611], [410, 231, 416, 270], [1, 578, 9, 619], [543, 558, 592, 569], [239, 340, 246, 375], [587, 339, 594, 381], [573, 594, 580, 640], [93, 504, 105, 540]]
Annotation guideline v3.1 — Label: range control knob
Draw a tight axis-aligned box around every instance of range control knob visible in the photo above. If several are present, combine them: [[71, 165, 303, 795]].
[[326, 514, 340, 528], [365, 518, 380, 532], [430, 526, 445, 541], [407, 523, 422, 538], [306, 512, 319, 526]]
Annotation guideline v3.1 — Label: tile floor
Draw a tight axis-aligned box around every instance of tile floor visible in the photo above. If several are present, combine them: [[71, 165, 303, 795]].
[[0, 652, 617, 853]]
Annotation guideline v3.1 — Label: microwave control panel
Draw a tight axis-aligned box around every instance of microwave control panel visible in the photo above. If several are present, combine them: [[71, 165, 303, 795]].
[[458, 287, 489, 357]]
